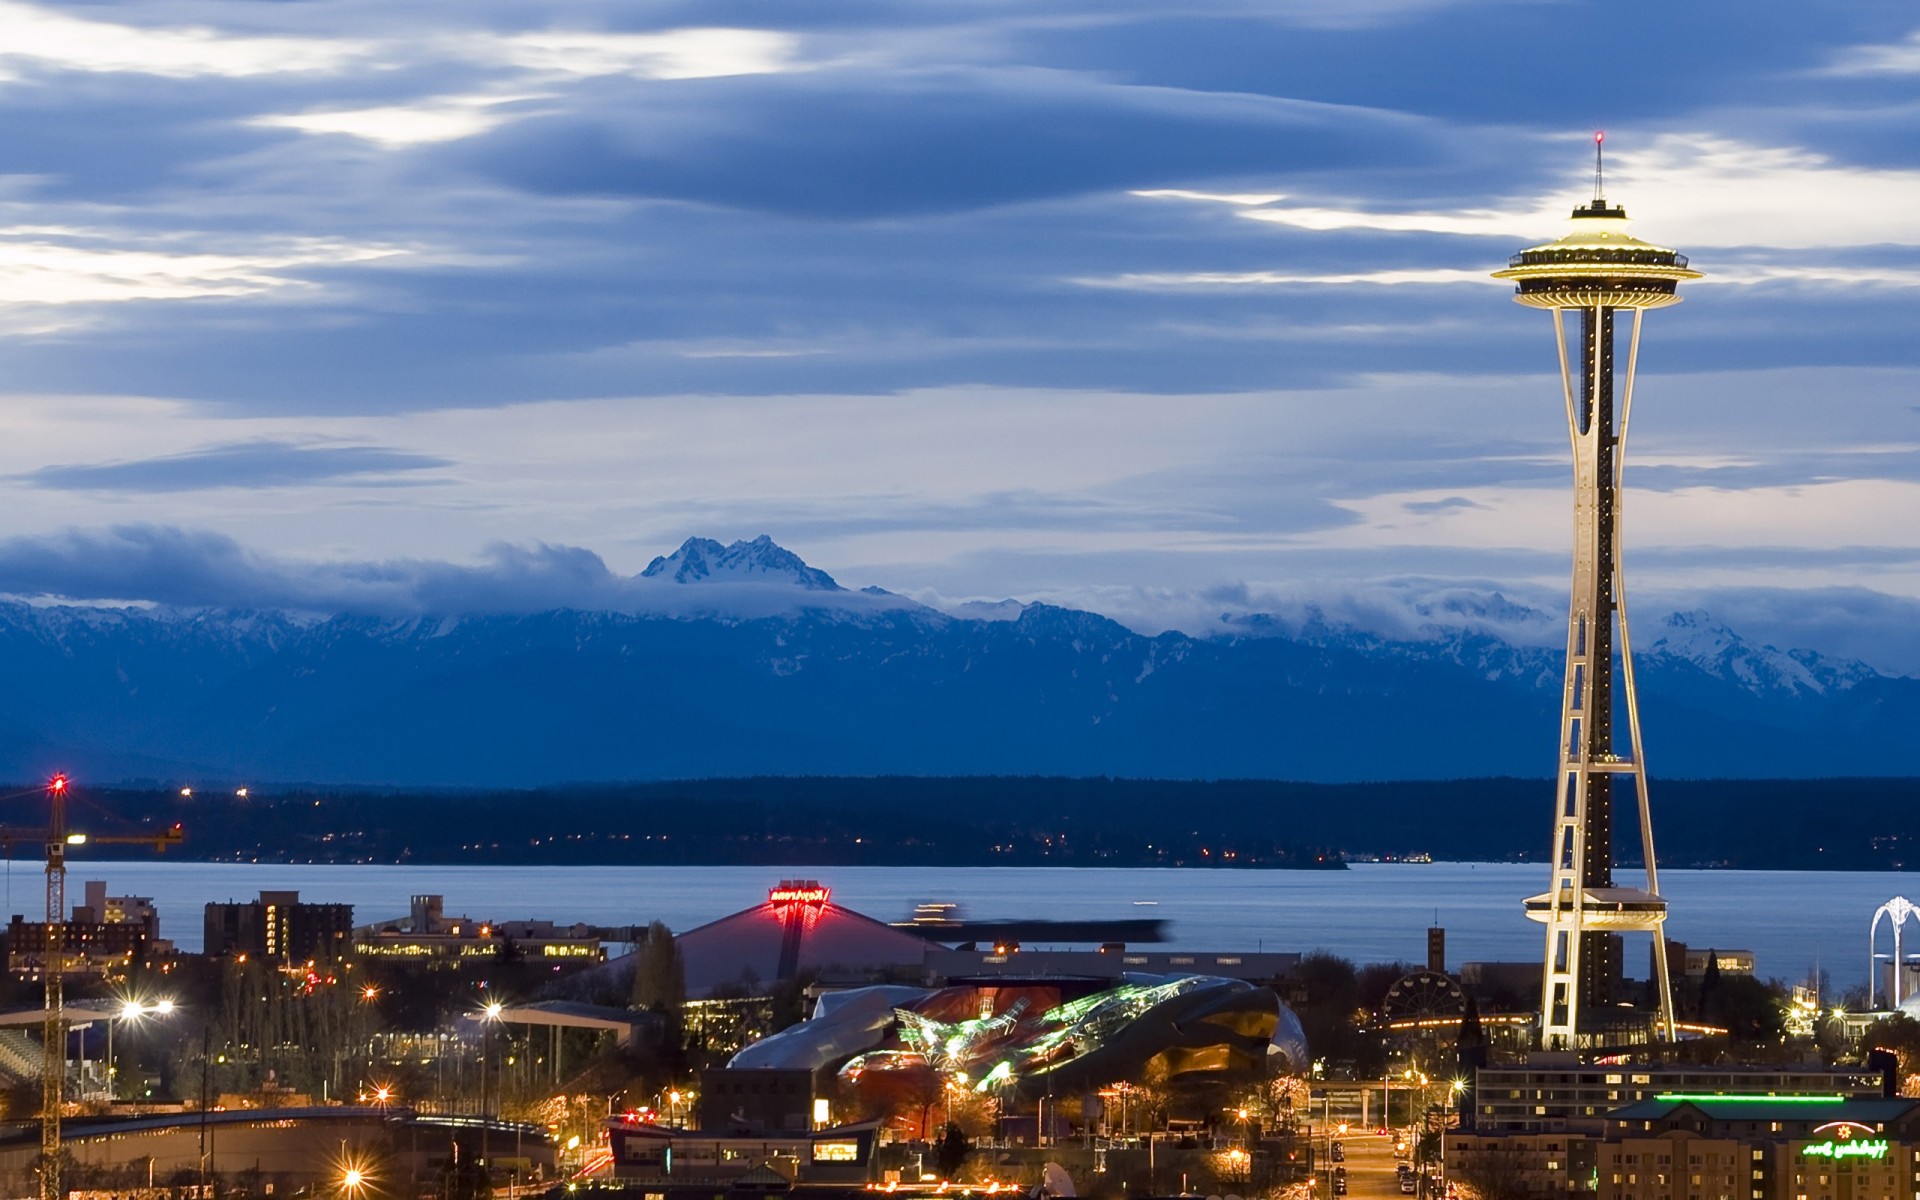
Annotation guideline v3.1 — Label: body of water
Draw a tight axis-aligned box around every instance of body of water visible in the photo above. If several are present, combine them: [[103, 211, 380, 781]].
[[17, 860, 1900, 989]]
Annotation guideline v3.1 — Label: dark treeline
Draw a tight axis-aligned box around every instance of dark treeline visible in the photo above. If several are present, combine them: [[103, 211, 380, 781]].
[[5, 775, 1916, 870]]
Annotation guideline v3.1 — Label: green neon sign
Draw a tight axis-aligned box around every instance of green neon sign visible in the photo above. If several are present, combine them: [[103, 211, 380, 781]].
[[1804, 1139, 1888, 1161]]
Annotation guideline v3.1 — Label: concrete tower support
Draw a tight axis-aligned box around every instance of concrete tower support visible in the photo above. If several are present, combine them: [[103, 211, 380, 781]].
[[1494, 142, 1700, 1050]]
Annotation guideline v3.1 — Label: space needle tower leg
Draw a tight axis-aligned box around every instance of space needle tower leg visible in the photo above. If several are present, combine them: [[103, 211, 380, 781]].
[[1501, 138, 1699, 1052]]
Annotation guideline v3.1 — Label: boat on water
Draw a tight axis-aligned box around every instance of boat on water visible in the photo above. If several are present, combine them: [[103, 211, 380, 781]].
[[891, 900, 1169, 946]]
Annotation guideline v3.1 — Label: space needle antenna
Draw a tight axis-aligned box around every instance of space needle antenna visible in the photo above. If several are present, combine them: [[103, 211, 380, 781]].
[[1593, 131, 1605, 202]]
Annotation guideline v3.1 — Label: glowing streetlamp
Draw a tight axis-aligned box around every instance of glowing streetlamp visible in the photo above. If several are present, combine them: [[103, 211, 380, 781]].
[[107, 998, 177, 1103], [477, 999, 507, 1176]]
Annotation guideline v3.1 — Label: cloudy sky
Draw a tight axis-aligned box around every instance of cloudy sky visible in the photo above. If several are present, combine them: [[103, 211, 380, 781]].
[[0, 0, 1917, 667]]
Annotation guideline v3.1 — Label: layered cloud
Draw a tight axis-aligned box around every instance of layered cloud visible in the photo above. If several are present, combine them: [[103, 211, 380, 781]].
[[0, 524, 920, 619], [21, 440, 449, 492], [0, 0, 1910, 664]]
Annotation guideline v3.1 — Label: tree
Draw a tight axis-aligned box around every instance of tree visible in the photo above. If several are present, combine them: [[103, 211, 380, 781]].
[[770, 968, 820, 1031], [1287, 952, 1369, 1074], [437, 1152, 492, 1200], [1697, 949, 1723, 1024], [1716, 976, 1785, 1043], [631, 922, 685, 1013], [1864, 1012, 1920, 1094], [934, 1123, 972, 1179], [1453, 1142, 1533, 1200]]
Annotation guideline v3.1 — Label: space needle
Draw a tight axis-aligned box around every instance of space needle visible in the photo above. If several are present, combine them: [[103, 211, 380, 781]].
[[1494, 135, 1701, 1049]]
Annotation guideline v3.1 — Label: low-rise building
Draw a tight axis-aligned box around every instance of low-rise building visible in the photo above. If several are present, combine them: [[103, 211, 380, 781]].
[[354, 894, 603, 963], [697, 1068, 815, 1135], [1445, 1130, 1596, 1197], [1449, 1094, 1920, 1200], [5, 879, 173, 978], [607, 1116, 879, 1184], [1474, 1056, 1885, 1132]]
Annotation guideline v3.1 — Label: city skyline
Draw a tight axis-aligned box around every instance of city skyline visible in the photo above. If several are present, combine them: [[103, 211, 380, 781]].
[[0, 2, 1915, 672]]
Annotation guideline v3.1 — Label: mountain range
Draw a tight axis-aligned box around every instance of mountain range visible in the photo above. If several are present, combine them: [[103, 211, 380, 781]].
[[0, 535, 1912, 786]]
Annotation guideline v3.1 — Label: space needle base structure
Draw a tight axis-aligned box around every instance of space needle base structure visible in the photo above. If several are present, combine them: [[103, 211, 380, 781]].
[[1494, 139, 1700, 1050]]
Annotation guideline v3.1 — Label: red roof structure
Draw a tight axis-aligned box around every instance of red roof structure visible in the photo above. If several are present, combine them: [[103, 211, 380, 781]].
[[677, 880, 932, 997]]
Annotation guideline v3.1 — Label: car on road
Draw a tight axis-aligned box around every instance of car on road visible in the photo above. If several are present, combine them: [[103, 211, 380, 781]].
[[1398, 1176, 1416, 1194]]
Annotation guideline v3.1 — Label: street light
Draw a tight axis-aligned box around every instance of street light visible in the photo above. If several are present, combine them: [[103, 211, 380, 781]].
[[1437, 1079, 1466, 1198], [478, 1000, 506, 1180], [107, 998, 177, 1105]]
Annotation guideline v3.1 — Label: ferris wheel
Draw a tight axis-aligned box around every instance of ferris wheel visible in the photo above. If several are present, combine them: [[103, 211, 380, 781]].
[[1381, 970, 1467, 1024]]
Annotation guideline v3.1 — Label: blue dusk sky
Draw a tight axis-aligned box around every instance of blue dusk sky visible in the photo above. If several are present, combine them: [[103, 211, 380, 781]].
[[0, 0, 1917, 668]]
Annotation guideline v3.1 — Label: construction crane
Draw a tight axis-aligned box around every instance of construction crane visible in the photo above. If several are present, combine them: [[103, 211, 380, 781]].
[[0, 775, 183, 1200]]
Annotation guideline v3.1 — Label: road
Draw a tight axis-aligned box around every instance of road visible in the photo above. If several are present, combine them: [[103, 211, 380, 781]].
[[1308, 1127, 1410, 1200]]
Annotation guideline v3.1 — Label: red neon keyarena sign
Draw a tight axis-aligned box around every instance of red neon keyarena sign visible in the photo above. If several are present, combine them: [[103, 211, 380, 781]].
[[769, 882, 831, 906]]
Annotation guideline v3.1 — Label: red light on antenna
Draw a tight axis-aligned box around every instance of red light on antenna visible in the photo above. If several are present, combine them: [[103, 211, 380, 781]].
[[1595, 131, 1605, 143], [49, 774, 68, 794]]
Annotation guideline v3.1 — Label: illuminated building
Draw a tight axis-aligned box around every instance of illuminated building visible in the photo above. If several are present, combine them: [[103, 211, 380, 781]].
[[4, 879, 171, 979], [680, 996, 777, 1057], [352, 894, 602, 963], [1472, 1063, 1885, 1134], [604, 1114, 881, 1184], [737, 975, 1302, 1100], [204, 890, 353, 962], [1495, 138, 1701, 1048], [1448, 1096, 1920, 1200], [675, 881, 931, 997]]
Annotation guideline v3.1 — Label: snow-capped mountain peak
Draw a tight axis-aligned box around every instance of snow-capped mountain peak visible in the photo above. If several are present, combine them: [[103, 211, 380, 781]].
[[639, 535, 842, 591], [1644, 609, 1872, 696]]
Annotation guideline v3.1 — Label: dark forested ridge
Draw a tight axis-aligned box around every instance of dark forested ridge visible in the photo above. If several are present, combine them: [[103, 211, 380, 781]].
[[24, 775, 1920, 871]]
